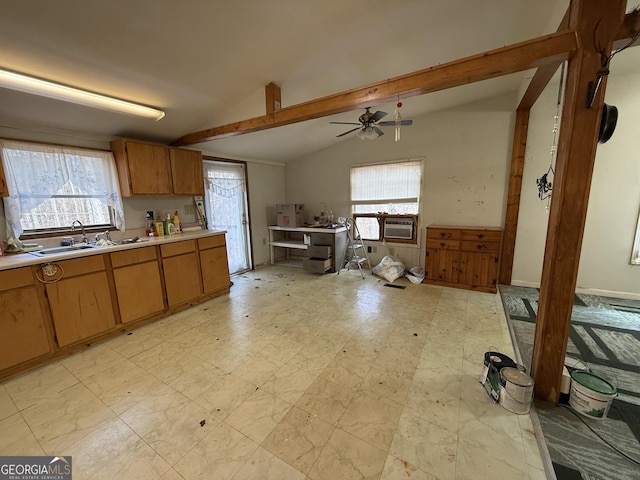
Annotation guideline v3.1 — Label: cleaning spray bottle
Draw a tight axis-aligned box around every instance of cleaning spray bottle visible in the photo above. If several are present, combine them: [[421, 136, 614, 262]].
[[173, 211, 182, 233]]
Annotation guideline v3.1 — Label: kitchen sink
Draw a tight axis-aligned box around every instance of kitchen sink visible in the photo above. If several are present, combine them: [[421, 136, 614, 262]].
[[29, 244, 97, 257], [116, 238, 148, 245]]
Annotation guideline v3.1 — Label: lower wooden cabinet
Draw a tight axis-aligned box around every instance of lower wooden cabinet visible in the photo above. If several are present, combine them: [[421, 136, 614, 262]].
[[424, 225, 501, 293], [0, 267, 51, 370], [161, 240, 202, 307], [111, 246, 165, 323], [198, 235, 231, 294], [45, 256, 117, 347]]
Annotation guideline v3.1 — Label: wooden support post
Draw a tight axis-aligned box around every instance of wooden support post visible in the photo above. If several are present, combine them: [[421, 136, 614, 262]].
[[531, 0, 626, 403], [265, 82, 281, 114], [499, 108, 529, 285]]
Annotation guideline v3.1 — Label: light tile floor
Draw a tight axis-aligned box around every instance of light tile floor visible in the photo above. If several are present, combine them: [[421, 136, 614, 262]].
[[0, 266, 547, 479]]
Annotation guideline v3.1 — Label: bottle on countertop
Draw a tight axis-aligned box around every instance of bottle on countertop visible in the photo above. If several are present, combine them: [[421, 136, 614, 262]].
[[165, 213, 176, 235], [173, 211, 182, 233]]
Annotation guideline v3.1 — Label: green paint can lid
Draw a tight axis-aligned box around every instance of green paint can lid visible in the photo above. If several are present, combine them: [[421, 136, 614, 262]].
[[570, 370, 616, 395]]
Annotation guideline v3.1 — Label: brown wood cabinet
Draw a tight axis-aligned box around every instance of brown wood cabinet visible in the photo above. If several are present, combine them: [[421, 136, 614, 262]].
[[424, 225, 502, 293], [45, 255, 117, 347], [0, 267, 51, 370], [0, 159, 8, 197], [111, 246, 165, 323], [111, 139, 204, 196], [198, 234, 231, 294], [161, 240, 202, 307]]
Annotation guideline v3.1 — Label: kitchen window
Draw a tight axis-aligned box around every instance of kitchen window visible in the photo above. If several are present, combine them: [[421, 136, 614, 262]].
[[0, 140, 125, 239], [350, 158, 422, 243]]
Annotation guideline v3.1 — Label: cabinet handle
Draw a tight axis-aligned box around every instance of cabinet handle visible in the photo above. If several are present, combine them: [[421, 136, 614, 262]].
[[439, 232, 446, 238], [477, 233, 485, 239], [440, 242, 446, 248], [476, 243, 486, 250]]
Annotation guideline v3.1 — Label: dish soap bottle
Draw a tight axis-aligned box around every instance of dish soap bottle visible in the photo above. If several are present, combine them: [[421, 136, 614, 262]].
[[165, 213, 176, 235], [173, 211, 182, 233]]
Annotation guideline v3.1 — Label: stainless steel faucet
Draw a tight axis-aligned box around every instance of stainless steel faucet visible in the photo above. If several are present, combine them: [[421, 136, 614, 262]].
[[95, 231, 111, 243], [71, 220, 88, 244]]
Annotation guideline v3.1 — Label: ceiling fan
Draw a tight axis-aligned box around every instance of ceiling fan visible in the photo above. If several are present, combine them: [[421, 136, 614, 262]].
[[330, 107, 413, 139]]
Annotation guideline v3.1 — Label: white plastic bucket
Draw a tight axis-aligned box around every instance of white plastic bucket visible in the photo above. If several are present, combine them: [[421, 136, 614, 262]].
[[569, 370, 617, 419], [499, 367, 534, 414]]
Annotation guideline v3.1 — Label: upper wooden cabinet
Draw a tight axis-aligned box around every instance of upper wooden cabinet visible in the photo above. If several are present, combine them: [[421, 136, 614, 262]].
[[0, 159, 8, 197], [111, 139, 204, 196]]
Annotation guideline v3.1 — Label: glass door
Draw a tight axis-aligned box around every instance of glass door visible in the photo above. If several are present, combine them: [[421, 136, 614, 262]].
[[202, 159, 251, 274]]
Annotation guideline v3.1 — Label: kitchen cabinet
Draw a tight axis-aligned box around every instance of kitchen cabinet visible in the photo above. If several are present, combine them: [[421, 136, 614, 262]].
[[111, 246, 165, 323], [0, 159, 8, 197], [45, 255, 117, 347], [424, 225, 502, 293], [170, 148, 205, 196], [198, 234, 230, 294], [0, 267, 51, 370], [111, 138, 204, 196], [161, 240, 202, 307]]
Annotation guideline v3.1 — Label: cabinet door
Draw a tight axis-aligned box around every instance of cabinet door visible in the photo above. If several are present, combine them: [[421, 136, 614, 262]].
[[0, 287, 51, 370], [113, 261, 165, 323], [459, 252, 499, 290], [163, 252, 202, 307], [126, 142, 172, 195], [429, 248, 460, 283], [46, 272, 116, 347], [170, 148, 204, 195], [200, 247, 230, 294], [0, 160, 8, 197]]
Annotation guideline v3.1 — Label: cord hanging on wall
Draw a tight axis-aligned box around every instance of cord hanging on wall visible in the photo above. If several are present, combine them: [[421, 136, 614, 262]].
[[536, 62, 565, 213], [394, 96, 403, 142]]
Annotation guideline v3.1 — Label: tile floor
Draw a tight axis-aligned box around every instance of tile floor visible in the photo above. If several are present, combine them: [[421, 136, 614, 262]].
[[0, 266, 547, 479]]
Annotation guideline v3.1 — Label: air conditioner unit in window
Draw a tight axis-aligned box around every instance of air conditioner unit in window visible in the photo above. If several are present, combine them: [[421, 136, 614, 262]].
[[383, 218, 414, 240]]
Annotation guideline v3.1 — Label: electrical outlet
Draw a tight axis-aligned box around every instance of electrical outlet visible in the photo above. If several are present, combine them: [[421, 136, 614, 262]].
[[184, 204, 194, 214]]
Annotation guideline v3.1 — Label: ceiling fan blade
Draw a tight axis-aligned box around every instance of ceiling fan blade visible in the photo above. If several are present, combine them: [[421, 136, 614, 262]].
[[329, 121, 362, 125], [378, 120, 413, 126], [373, 127, 384, 137], [370, 110, 387, 122], [336, 127, 362, 137]]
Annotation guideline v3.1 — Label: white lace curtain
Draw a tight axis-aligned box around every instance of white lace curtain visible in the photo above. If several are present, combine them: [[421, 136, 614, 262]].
[[1, 140, 125, 239]]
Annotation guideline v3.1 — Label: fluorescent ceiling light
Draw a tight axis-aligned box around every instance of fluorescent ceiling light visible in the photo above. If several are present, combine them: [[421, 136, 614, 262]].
[[0, 68, 165, 121]]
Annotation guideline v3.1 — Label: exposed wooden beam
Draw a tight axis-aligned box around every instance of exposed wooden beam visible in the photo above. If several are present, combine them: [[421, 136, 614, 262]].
[[519, 10, 639, 110], [498, 108, 529, 285], [531, 0, 626, 403], [173, 31, 576, 146]]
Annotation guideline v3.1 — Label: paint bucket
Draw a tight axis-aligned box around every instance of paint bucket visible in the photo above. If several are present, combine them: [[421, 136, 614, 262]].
[[569, 370, 617, 419], [480, 351, 518, 403], [499, 367, 534, 414]]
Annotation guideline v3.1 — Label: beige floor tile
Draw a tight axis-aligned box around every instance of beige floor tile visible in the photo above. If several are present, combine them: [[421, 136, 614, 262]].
[[158, 468, 186, 480], [260, 363, 316, 404], [130, 343, 204, 384], [338, 389, 403, 451], [174, 422, 258, 480], [5, 363, 80, 411], [225, 388, 292, 444], [379, 455, 439, 480], [105, 329, 164, 358], [168, 362, 228, 400], [194, 372, 258, 419], [261, 406, 334, 475], [90, 436, 173, 480], [390, 412, 458, 480], [295, 375, 357, 425], [232, 352, 282, 386], [0, 413, 45, 455], [359, 364, 413, 405], [232, 445, 305, 480], [0, 385, 18, 420], [308, 427, 387, 480]]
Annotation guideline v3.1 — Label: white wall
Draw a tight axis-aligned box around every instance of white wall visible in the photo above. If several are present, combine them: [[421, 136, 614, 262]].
[[286, 94, 516, 268], [512, 71, 640, 297]]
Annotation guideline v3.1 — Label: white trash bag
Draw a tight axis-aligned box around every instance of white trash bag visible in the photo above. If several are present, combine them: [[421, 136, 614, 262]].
[[372, 255, 405, 283], [406, 266, 425, 284]]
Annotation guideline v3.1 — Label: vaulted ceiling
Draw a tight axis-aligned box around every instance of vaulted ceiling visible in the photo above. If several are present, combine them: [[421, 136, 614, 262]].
[[1, 0, 636, 163]]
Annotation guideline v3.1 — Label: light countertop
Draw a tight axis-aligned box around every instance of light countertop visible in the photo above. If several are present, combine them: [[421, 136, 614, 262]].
[[0, 229, 226, 271]]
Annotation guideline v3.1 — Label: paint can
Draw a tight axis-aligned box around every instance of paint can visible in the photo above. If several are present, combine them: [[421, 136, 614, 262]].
[[480, 351, 517, 402], [499, 367, 534, 414], [569, 370, 617, 419]]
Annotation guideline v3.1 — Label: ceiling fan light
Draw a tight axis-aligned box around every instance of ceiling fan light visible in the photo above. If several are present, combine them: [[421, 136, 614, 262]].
[[357, 129, 367, 140], [364, 127, 378, 140]]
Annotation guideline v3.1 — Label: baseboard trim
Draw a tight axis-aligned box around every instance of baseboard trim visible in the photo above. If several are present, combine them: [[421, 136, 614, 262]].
[[510, 280, 640, 301]]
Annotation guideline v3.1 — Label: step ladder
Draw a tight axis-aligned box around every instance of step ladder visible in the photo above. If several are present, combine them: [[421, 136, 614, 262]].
[[338, 217, 371, 279]]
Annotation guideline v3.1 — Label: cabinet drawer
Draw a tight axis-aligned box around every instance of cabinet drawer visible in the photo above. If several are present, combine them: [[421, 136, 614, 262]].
[[303, 258, 332, 273], [311, 233, 334, 246], [56, 255, 105, 276], [111, 246, 157, 268], [427, 228, 462, 240], [461, 229, 502, 242], [426, 239, 460, 250], [198, 235, 226, 250], [308, 245, 332, 258], [460, 241, 500, 253], [0, 267, 34, 291], [161, 240, 196, 257]]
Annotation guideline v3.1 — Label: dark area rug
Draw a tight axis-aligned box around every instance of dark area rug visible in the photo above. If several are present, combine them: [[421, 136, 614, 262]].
[[499, 285, 640, 480]]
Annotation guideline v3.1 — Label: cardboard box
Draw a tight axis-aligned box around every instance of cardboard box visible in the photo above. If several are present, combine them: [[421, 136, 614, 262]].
[[307, 245, 332, 258], [303, 257, 332, 273], [276, 204, 304, 227]]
